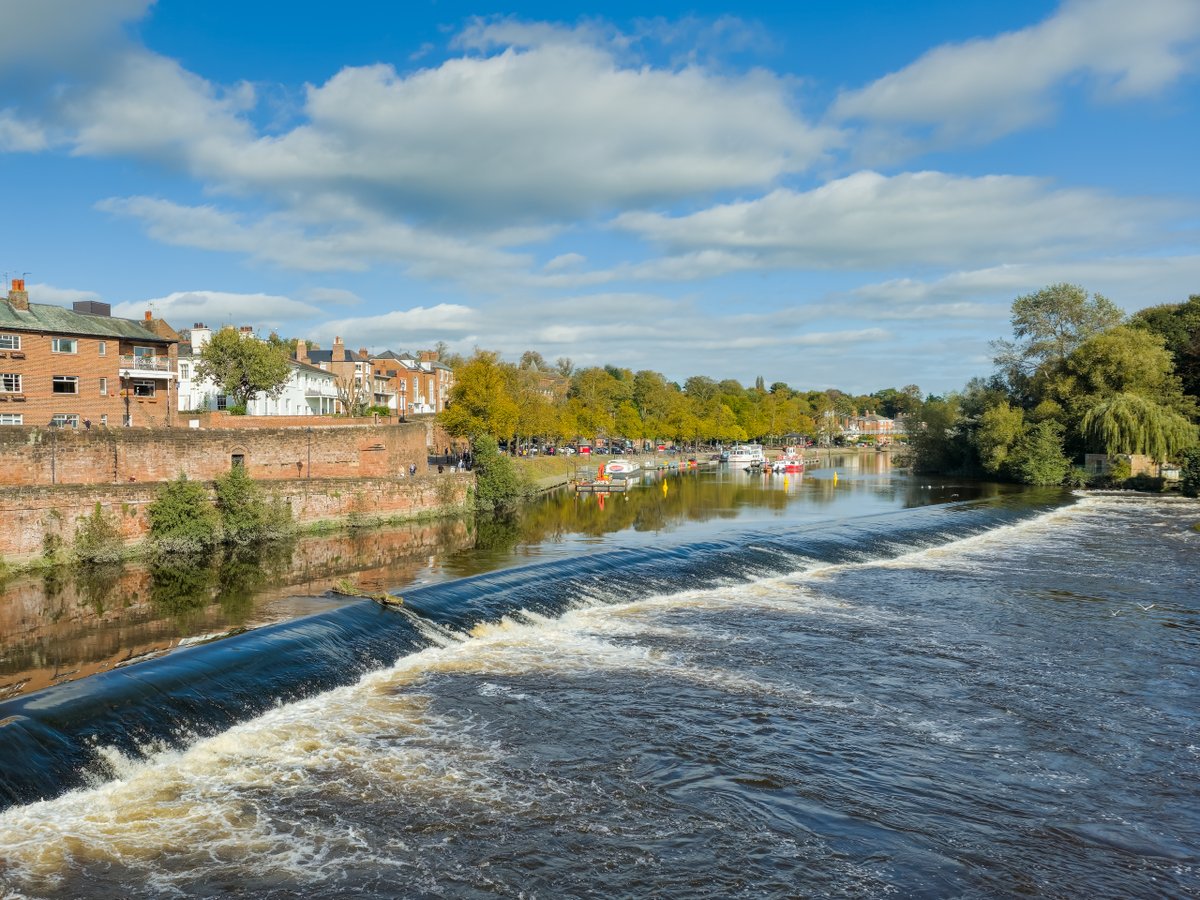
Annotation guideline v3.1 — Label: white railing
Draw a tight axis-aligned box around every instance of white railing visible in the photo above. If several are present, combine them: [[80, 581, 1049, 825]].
[[120, 354, 174, 373]]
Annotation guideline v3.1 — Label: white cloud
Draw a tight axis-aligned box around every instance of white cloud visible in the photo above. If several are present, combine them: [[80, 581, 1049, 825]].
[[111, 291, 323, 329], [833, 0, 1200, 149], [23, 282, 103, 307], [615, 170, 1182, 274], [96, 196, 533, 280], [0, 111, 48, 152], [0, 0, 152, 72]]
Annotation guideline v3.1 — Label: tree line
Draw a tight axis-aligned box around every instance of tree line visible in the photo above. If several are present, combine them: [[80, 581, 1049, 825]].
[[908, 284, 1200, 491], [436, 349, 923, 451]]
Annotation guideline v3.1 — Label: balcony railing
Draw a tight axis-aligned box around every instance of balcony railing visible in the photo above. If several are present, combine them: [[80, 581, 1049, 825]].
[[120, 354, 175, 374]]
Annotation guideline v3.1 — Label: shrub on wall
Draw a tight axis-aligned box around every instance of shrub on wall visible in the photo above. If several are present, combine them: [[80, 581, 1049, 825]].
[[74, 502, 125, 564], [148, 474, 221, 553], [1181, 446, 1200, 498], [215, 466, 294, 543]]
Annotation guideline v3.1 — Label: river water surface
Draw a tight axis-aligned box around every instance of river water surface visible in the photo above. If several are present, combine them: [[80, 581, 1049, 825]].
[[1, 458, 1197, 898]]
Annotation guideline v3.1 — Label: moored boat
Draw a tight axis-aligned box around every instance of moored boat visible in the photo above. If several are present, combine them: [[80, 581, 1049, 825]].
[[604, 458, 639, 476], [727, 443, 765, 469]]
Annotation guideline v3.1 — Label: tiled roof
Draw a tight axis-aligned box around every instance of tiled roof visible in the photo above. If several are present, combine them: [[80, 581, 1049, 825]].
[[0, 301, 175, 343]]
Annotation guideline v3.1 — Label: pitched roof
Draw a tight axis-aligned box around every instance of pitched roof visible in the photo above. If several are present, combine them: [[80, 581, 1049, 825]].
[[0, 300, 176, 343]]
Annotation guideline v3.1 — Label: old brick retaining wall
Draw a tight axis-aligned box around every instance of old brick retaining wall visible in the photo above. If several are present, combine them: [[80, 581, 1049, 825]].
[[0, 421, 432, 487], [0, 474, 472, 561]]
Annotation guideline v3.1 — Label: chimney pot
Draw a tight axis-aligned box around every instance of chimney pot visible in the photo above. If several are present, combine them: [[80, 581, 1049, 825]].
[[145, 311, 153, 321]]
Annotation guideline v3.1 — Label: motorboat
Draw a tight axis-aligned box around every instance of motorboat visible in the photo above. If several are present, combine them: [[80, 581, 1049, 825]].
[[604, 458, 639, 476], [773, 446, 805, 473], [726, 443, 765, 469]]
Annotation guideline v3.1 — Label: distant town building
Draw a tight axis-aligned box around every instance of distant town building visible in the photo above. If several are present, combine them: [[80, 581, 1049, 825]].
[[0, 280, 179, 428]]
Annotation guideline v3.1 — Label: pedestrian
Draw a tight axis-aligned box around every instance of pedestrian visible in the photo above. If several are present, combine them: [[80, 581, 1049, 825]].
[[83, 418, 91, 430], [409, 463, 417, 476]]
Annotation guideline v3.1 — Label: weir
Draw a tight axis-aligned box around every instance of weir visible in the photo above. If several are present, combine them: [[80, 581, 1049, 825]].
[[0, 493, 1068, 810]]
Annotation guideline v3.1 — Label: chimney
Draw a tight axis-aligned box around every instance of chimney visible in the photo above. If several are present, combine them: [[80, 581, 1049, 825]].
[[239, 325, 254, 335], [145, 310, 153, 321], [295, 339, 308, 363], [359, 347, 369, 360], [419, 350, 437, 363], [333, 336, 345, 359], [7, 278, 29, 311]]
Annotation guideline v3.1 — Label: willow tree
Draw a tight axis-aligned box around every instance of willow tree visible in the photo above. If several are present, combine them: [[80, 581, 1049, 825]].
[[1081, 393, 1196, 462]]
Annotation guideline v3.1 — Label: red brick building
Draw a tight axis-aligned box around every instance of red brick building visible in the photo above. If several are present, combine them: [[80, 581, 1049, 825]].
[[0, 280, 180, 428]]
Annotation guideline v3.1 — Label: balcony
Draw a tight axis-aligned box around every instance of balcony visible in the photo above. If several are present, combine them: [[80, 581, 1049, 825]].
[[119, 354, 175, 376]]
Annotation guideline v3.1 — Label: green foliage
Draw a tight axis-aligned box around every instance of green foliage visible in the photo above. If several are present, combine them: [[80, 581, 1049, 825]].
[[148, 474, 221, 553], [975, 401, 1024, 475], [214, 465, 292, 544], [194, 326, 291, 410], [1063, 466, 1091, 488], [471, 434, 528, 513], [994, 283, 1124, 383], [909, 395, 979, 475], [74, 502, 125, 564], [1081, 393, 1196, 462], [1007, 420, 1071, 486], [1180, 447, 1200, 498], [1131, 294, 1200, 399], [1107, 457, 1132, 485]]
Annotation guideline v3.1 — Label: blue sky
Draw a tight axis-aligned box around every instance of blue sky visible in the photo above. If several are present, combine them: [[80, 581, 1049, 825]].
[[1, 0, 1198, 393]]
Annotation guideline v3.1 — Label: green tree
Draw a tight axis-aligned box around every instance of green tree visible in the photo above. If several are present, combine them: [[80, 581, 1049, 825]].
[[994, 283, 1123, 383], [74, 502, 125, 564], [1080, 393, 1196, 462], [1131, 294, 1200, 399], [1179, 446, 1200, 498], [975, 401, 1025, 476], [214, 465, 292, 544], [1007, 420, 1071, 486], [194, 327, 292, 411], [471, 434, 527, 513], [148, 474, 221, 553]]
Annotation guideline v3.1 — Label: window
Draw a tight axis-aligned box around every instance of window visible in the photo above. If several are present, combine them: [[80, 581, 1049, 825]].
[[0, 334, 19, 350], [0, 373, 20, 392], [51, 338, 78, 354], [133, 380, 155, 398], [97, 341, 106, 357], [179, 363, 189, 378], [0, 413, 23, 425], [216, 394, 228, 411], [53, 376, 79, 394], [133, 346, 156, 360], [231, 453, 245, 469], [51, 413, 79, 428], [99, 377, 108, 396], [100, 414, 108, 426]]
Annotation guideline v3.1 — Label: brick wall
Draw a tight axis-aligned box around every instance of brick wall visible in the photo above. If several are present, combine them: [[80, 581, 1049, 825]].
[[0, 474, 472, 561], [0, 421, 431, 486], [0, 330, 177, 428]]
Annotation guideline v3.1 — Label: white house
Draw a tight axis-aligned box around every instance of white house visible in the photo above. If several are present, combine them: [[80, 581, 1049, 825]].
[[178, 324, 339, 416]]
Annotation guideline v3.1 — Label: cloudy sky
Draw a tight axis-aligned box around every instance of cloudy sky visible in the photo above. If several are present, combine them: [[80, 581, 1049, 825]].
[[2, 0, 1198, 393]]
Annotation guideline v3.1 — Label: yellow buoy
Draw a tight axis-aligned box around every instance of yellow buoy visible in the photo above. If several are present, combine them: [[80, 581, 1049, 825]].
[[833, 471, 838, 485]]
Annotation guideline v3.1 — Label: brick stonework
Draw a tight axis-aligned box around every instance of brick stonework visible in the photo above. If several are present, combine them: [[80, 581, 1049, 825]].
[[0, 329, 178, 428], [0, 421, 430, 487], [0, 474, 471, 561]]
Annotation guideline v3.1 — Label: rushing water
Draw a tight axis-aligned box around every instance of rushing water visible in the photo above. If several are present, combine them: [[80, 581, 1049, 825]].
[[0, 462, 1197, 898]]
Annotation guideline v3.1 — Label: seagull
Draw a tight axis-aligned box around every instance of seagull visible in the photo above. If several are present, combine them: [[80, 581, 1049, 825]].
[[1111, 610, 1122, 617], [1137, 603, 1156, 611]]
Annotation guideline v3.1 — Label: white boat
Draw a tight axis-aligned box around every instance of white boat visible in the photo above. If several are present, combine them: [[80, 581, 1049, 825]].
[[726, 443, 765, 468], [604, 458, 639, 476]]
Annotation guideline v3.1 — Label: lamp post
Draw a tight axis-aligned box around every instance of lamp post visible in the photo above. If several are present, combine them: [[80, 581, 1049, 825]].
[[122, 370, 131, 426]]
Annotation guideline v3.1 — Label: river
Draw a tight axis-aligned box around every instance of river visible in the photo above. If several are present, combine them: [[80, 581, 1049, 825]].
[[1, 456, 1197, 898]]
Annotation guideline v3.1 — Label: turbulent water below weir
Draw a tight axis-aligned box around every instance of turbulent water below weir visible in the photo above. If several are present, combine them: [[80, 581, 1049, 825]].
[[0, 474, 1198, 897]]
